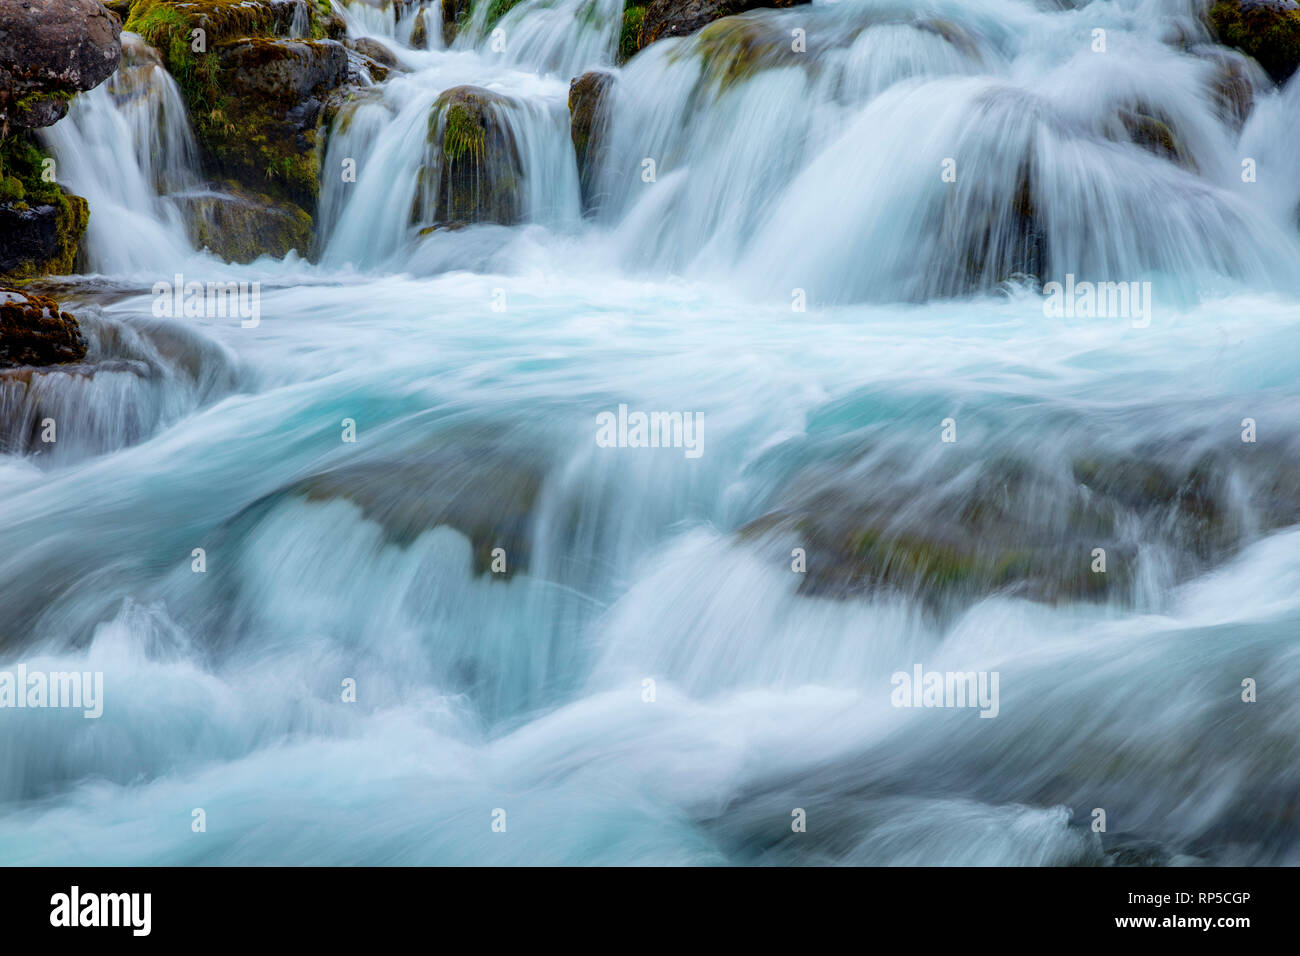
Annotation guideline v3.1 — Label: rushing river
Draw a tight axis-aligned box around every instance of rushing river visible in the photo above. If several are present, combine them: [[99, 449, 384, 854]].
[[2, 0, 1298, 864]]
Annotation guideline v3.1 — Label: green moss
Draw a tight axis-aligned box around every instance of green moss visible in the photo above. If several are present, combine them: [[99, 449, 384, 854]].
[[688, 17, 794, 92], [443, 103, 485, 163], [1209, 0, 1300, 83], [485, 0, 525, 28], [0, 134, 65, 208], [0, 175, 24, 203], [0, 135, 88, 278], [618, 3, 647, 63]]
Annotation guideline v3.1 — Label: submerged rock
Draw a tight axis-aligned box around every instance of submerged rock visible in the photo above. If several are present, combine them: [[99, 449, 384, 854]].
[[1116, 107, 1195, 170], [1208, 0, 1300, 84], [291, 432, 546, 576], [0, 288, 87, 368], [568, 70, 612, 215], [740, 445, 1298, 609], [177, 185, 313, 260], [412, 85, 521, 227]]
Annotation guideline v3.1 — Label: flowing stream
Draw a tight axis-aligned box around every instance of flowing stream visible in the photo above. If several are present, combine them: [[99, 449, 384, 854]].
[[1, 0, 1299, 865]]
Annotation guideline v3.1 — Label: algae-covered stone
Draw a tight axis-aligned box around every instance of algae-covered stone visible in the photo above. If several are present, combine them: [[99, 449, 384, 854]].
[[177, 184, 314, 261], [123, 0, 351, 245], [0, 132, 89, 280], [1208, 0, 1300, 84], [412, 85, 521, 227], [739, 446, 1293, 609], [568, 70, 612, 214], [637, 0, 809, 51], [0, 287, 88, 368]]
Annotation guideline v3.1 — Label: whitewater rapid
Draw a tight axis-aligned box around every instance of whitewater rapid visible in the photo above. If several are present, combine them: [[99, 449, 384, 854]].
[[3, 0, 1299, 865]]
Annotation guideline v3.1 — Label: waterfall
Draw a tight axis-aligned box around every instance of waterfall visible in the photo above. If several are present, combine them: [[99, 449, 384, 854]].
[[40, 33, 202, 275], [3, 0, 1300, 866]]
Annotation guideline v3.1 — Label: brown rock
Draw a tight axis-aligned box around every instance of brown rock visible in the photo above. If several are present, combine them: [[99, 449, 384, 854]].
[[0, 287, 87, 368]]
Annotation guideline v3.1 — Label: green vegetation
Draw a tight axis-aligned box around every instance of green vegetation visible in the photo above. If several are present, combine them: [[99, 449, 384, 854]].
[[443, 103, 485, 163], [1209, 0, 1300, 83], [619, 1, 648, 63]]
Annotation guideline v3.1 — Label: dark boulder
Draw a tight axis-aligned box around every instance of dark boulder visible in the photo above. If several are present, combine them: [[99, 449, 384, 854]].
[[1208, 0, 1300, 84], [0, 0, 122, 134], [568, 70, 612, 215]]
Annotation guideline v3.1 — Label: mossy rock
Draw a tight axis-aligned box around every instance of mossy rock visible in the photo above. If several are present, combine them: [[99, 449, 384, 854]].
[[619, 1, 649, 62], [441, 0, 472, 45], [291, 430, 546, 577], [637, 0, 809, 52], [568, 70, 612, 214], [123, 1, 348, 217], [1116, 107, 1196, 171], [1208, 0, 1300, 84], [739, 445, 1298, 609], [0, 132, 89, 280], [684, 15, 804, 91], [0, 288, 88, 368], [177, 183, 313, 261], [412, 85, 522, 227]]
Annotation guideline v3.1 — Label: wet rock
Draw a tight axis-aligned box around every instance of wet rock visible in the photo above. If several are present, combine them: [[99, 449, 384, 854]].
[[637, 0, 809, 51], [1208, 0, 1300, 84], [348, 36, 400, 70], [1105, 839, 1174, 867], [176, 185, 313, 261], [0, 288, 87, 368], [441, 0, 470, 45], [568, 70, 612, 215], [1117, 107, 1195, 170], [409, 5, 430, 49], [1202, 49, 1258, 130], [219, 37, 348, 102], [739, 445, 1295, 609], [0, 146, 89, 281], [293, 432, 545, 576], [0, 0, 122, 133], [123, 1, 352, 246], [412, 85, 521, 227]]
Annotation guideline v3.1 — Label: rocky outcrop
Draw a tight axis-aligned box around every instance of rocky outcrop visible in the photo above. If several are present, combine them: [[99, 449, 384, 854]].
[[177, 187, 313, 261], [0, 288, 87, 368], [636, 0, 809, 52], [568, 70, 612, 214], [1208, 0, 1300, 84], [123, 0, 351, 261], [412, 85, 521, 227], [0, 192, 88, 278], [0, 0, 121, 279], [0, 0, 122, 134]]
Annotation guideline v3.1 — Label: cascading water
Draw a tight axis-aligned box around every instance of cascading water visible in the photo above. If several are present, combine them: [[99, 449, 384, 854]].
[[2, 0, 1299, 866], [39, 33, 202, 275]]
